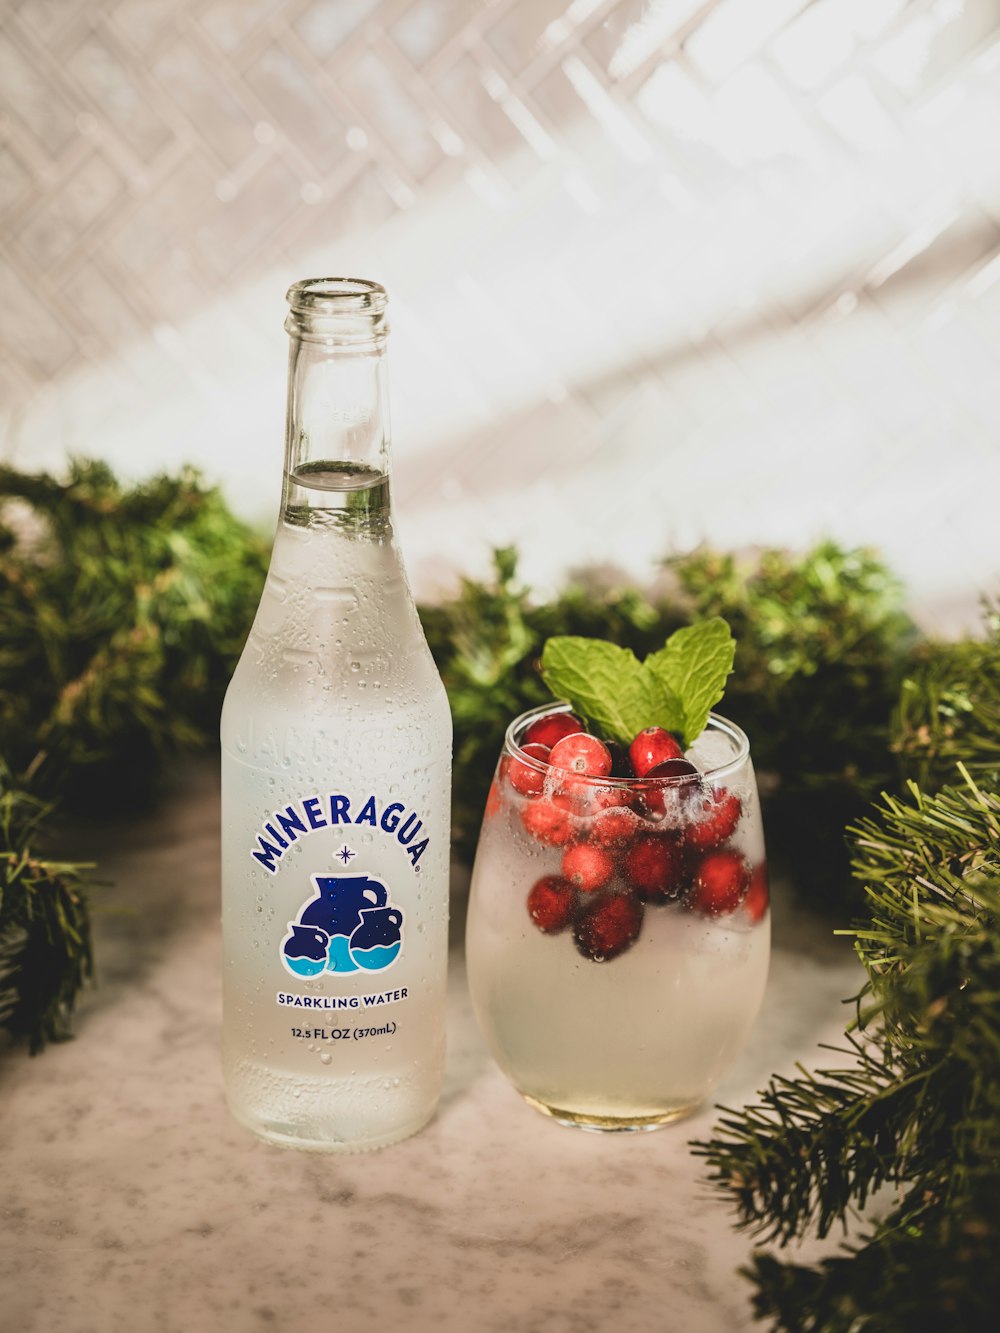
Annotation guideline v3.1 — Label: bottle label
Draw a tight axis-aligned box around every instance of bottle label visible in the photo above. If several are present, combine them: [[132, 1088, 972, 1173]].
[[233, 784, 444, 1023], [280, 872, 405, 978]]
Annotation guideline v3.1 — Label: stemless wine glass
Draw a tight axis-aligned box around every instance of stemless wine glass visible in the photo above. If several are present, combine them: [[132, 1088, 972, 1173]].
[[465, 704, 770, 1132]]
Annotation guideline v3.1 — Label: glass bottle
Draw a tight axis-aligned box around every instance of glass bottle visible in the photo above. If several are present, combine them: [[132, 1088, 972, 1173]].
[[221, 278, 452, 1151]]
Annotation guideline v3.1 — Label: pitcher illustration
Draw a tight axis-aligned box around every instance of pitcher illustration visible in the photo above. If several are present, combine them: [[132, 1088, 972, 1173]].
[[281, 872, 401, 977], [349, 907, 404, 972], [280, 923, 330, 977], [298, 874, 388, 937]]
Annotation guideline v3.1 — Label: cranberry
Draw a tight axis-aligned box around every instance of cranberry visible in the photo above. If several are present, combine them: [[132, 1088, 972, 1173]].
[[590, 807, 642, 848], [562, 842, 614, 893], [687, 787, 741, 852], [521, 798, 574, 846], [565, 780, 636, 815], [526, 875, 578, 933], [484, 778, 502, 820], [548, 732, 613, 779], [523, 712, 583, 749], [639, 758, 701, 818], [646, 758, 700, 782], [507, 742, 550, 797], [548, 781, 627, 818], [744, 862, 770, 923], [550, 786, 583, 813], [623, 833, 686, 902], [629, 727, 684, 777], [688, 850, 751, 917], [573, 892, 643, 962]]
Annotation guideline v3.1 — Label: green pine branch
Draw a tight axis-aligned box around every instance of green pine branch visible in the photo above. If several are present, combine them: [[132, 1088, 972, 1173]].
[[0, 458, 268, 803], [0, 769, 95, 1051], [1, 460, 267, 1049], [889, 599, 1000, 790], [694, 756, 1000, 1328]]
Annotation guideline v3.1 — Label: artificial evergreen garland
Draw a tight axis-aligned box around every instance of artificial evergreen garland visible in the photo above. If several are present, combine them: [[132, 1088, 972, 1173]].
[[0, 459, 269, 806], [694, 606, 1000, 1330], [0, 460, 268, 1048], [0, 770, 93, 1051]]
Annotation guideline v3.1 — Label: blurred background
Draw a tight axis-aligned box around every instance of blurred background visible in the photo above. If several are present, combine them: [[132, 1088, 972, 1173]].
[[2, 0, 999, 630]]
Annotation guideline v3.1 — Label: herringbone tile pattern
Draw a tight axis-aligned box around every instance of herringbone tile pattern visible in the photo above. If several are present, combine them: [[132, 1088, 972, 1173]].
[[2, 0, 999, 626]]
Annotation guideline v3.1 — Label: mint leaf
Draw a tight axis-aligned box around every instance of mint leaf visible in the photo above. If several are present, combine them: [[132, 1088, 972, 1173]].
[[539, 619, 735, 748], [540, 637, 682, 744], [645, 617, 736, 747]]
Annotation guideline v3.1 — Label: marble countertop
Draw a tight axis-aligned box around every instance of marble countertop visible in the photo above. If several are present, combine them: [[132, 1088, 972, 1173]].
[[0, 762, 862, 1333]]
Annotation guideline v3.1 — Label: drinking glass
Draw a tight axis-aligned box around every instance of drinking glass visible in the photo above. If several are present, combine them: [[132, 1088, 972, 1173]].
[[465, 704, 770, 1131]]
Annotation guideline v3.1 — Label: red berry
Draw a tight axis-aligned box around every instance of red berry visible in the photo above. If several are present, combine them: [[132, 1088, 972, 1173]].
[[521, 797, 574, 846], [590, 807, 642, 848], [686, 787, 741, 852], [639, 759, 701, 818], [688, 850, 751, 917], [744, 862, 770, 923], [593, 784, 634, 811], [548, 732, 613, 779], [623, 833, 686, 902], [562, 779, 635, 815], [562, 842, 614, 893], [573, 892, 643, 962], [550, 786, 583, 812], [526, 875, 578, 933], [629, 727, 684, 777], [484, 778, 502, 820], [646, 758, 700, 782], [523, 712, 583, 749], [507, 742, 550, 797]]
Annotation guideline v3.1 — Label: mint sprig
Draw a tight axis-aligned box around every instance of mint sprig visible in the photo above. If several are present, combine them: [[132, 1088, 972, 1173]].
[[538, 639, 682, 742], [645, 618, 737, 747], [540, 618, 735, 748]]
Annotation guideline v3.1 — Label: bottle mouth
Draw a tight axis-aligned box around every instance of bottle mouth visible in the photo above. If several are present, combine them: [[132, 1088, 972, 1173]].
[[285, 278, 389, 346], [286, 277, 388, 315]]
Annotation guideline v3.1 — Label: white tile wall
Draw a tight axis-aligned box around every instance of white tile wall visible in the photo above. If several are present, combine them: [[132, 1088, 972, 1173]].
[[2, 0, 1000, 632]]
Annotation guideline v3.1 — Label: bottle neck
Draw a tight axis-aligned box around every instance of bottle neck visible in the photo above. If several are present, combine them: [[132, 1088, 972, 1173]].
[[280, 280, 394, 534]]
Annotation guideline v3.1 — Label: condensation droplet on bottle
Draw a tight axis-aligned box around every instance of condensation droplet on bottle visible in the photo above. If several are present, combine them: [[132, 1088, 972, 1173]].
[[320, 1052, 332, 1065]]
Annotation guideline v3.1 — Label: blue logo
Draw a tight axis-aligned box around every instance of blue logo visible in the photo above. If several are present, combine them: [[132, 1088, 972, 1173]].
[[280, 873, 403, 978]]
